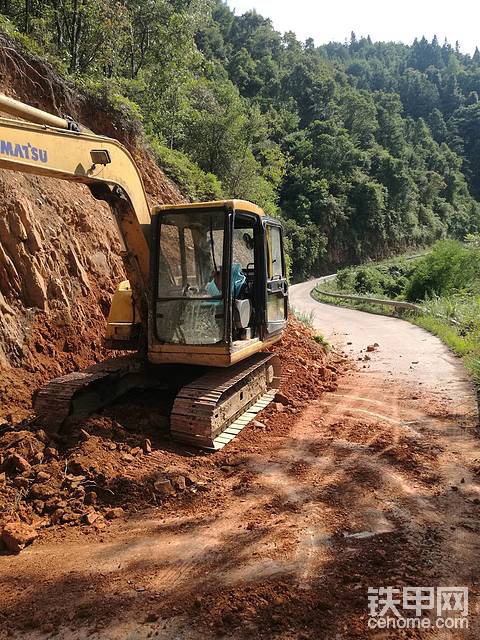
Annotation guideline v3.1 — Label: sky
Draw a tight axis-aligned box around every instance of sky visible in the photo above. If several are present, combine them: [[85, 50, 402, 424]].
[[226, 0, 479, 55]]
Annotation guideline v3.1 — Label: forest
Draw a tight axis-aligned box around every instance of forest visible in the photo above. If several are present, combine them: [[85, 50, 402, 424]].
[[1, 0, 480, 280]]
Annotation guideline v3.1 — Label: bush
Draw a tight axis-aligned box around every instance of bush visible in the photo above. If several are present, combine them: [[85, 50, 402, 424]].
[[150, 140, 222, 202], [335, 267, 356, 291], [405, 240, 480, 301], [335, 260, 415, 298], [354, 267, 383, 295]]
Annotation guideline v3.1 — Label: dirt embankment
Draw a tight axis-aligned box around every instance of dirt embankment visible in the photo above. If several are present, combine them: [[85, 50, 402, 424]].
[[0, 33, 184, 421]]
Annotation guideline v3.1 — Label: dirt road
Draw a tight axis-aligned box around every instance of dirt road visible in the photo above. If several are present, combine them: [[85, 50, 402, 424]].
[[1, 286, 479, 639]]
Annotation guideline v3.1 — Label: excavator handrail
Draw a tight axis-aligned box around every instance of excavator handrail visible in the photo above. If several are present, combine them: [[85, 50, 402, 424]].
[[0, 93, 73, 130]]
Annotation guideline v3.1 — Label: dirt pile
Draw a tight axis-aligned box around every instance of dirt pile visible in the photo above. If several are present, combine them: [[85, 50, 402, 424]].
[[0, 32, 184, 421], [0, 318, 342, 554], [0, 421, 205, 552]]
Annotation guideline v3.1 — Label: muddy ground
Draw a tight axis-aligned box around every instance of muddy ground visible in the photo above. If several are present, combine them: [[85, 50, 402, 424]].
[[1, 312, 479, 639]]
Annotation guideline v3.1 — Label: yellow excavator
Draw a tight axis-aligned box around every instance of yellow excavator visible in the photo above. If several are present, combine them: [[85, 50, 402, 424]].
[[0, 94, 288, 449]]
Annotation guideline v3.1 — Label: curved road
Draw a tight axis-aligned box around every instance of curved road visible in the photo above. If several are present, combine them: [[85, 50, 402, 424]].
[[290, 278, 477, 413]]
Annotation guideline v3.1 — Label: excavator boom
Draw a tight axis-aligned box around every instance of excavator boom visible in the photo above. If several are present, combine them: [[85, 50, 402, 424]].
[[0, 95, 150, 311]]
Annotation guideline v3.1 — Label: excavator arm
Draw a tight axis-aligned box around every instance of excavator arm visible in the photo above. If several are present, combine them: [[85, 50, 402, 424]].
[[0, 93, 151, 331]]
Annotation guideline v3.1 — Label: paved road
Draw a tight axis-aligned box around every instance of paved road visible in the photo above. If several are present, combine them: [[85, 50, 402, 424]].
[[290, 278, 477, 414]]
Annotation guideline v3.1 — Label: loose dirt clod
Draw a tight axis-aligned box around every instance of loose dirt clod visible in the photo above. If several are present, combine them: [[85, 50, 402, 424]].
[[1, 521, 38, 553]]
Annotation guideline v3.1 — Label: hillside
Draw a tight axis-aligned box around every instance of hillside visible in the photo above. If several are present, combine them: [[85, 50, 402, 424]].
[[0, 32, 184, 420], [2, 1, 479, 280]]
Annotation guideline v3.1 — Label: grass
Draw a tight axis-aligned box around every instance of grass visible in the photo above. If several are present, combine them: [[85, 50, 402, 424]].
[[290, 307, 330, 350], [313, 334, 331, 350], [312, 287, 411, 319], [291, 307, 315, 329]]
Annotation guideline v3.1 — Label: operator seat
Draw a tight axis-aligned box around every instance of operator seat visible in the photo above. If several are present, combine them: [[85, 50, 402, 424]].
[[232, 263, 251, 332]]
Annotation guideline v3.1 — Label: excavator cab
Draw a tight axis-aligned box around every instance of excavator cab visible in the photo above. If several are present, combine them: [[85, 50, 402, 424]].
[[148, 200, 288, 366]]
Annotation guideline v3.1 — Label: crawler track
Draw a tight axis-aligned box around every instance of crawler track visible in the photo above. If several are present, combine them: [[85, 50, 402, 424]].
[[171, 352, 280, 449], [33, 352, 280, 449]]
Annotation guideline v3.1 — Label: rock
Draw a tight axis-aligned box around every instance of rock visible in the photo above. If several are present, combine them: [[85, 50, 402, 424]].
[[33, 500, 45, 514], [0, 472, 5, 486], [44, 447, 58, 459], [130, 447, 141, 456], [275, 403, 285, 413], [364, 354, 371, 361], [185, 474, 198, 486], [29, 483, 56, 499], [145, 613, 159, 623], [13, 476, 29, 490], [34, 429, 49, 444], [252, 420, 266, 429], [24, 261, 48, 310], [105, 507, 124, 520], [121, 453, 134, 463], [153, 478, 175, 496], [83, 511, 99, 525], [84, 491, 97, 506], [274, 392, 290, 406], [72, 486, 86, 499], [366, 345, 377, 352], [50, 509, 64, 525], [143, 438, 152, 454], [61, 510, 79, 523], [36, 471, 51, 482], [2, 521, 38, 553], [9, 453, 31, 473], [79, 429, 90, 440], [171, 475, 186, 491], [67, 246, 90, 289], [66, 475, 86, 490]]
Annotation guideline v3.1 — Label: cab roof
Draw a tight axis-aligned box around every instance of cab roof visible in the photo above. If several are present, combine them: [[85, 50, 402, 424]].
[[152, 199, 265, 217]]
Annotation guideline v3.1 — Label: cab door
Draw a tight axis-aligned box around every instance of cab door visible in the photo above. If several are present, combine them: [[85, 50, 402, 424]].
[[264, 220, 288, 336]]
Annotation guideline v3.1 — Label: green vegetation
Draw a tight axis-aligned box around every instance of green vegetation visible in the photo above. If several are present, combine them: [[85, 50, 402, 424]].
[[1, 2, 480, 281], [405, 240, 480, 301], [334, 258, 420, 299], [314, 240, 480, 384], [291, 308, 315, 329], [313, 334, 330, 350], [290, 308, 330, 349]]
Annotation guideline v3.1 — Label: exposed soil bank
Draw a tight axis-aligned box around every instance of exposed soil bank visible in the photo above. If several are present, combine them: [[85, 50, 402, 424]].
[[0, 32, 183, 421]]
